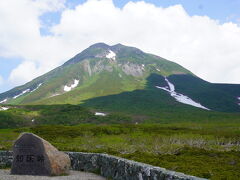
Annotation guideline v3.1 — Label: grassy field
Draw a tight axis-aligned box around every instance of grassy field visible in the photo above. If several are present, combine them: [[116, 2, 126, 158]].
[[1, 123, 240, 179]]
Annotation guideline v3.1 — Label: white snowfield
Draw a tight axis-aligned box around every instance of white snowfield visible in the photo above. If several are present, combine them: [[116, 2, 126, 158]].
[[0, 107, 9, 111], [237, 97, 240, 106], [0, 99, 7, 104], [156, 77, 210, 110], [13, 89, 30, 99], [50, 93, 60, 97], [156, 68, 161, 72], [31, 83, 42, 92], [95, 112, 106, 116], [64, 79, 79, 92], [106, 50, 116, 60]]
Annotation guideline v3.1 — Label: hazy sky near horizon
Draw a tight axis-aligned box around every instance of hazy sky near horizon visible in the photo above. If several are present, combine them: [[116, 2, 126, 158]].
[[0, 0, 240, 93]]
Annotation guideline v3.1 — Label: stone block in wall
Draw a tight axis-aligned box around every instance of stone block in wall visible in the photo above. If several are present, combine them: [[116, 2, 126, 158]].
[[67, 152, 100, 173], [0, 151, 13, 168]]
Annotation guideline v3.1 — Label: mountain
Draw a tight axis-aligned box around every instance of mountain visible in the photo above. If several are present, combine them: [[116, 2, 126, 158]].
[[0, 43, 240, 115]]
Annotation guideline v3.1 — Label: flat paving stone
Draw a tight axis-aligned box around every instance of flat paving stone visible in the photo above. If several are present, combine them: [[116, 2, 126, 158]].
[[0, 169, 106, 180]]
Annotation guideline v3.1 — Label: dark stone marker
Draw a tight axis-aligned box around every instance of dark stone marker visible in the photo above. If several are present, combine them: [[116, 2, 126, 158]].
[[11, 133, 51, 175], [11, 133, 70, 176]]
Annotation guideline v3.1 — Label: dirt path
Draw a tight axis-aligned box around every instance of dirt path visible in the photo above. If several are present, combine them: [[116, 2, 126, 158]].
[[0, 169, 106, 180]]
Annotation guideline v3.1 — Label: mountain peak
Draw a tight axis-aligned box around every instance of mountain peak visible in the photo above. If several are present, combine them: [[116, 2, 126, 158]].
[[88, 42, 110, 49], [64, 42, 112, 66], [63, 42, 146, 66], [64, 42, 128, 66], [112, 43, 124, 47]]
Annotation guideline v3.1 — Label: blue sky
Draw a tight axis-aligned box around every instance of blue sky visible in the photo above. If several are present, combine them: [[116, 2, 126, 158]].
[[0, 0, 240, 93], [115, 0, 240, 23]]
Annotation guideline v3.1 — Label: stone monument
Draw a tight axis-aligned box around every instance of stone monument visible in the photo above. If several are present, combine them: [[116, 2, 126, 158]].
[[11, 133, 71, 176]]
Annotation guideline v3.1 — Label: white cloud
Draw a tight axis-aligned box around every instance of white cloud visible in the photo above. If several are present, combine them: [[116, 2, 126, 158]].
[[0, 0, 68, 85], [0, 0, 240, 87], [9, 61, 42, 84]]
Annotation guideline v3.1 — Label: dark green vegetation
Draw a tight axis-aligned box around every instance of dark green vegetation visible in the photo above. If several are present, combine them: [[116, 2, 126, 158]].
[[0, 105, 133, 129], [168, 74, 240, 112], [1, 104, 240, 129], [1, 104, 240, 179], [0, 103, 240, 179], [1, 123, 240, 179]]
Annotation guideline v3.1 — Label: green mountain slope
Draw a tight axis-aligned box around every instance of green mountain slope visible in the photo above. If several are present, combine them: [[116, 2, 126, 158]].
[[0, 43, 239, 114], [168, 74, 240, 112], [0, 43, 190, 104]]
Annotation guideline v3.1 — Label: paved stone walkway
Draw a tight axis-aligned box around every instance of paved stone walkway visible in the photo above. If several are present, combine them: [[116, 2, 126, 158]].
[[0, 170, 106, 180]]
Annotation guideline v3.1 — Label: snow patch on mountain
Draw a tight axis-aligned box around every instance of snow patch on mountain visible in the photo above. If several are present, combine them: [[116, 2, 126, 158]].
[[165, 78, 175, 91], [0, 99, 7, 104], [31, 83, 42, 92], [13, 89, 30, 99], [156, 77, 210, 110], [106, 50, 116, 60], [156, 68, 161, 72], [237, 97, 240, 106], [3, 83, 43, 101], [64, 79, 79, 92], [95, 112, 106, 116], [50, 93, 60, 98], [0, 106, 9, 111]]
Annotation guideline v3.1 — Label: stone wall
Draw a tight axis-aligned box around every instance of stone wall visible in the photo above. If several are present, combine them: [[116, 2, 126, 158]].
[[0, 151, 206, 180]]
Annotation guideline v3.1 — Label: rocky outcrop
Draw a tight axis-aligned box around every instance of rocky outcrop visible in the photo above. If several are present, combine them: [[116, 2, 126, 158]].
[[83, 60, 92, 76], [122, 63, 144, 77]]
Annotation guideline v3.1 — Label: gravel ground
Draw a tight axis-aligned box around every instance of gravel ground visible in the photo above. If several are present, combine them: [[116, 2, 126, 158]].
[[0, 170, 106, 180]]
